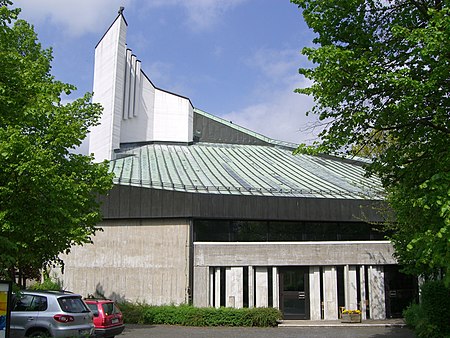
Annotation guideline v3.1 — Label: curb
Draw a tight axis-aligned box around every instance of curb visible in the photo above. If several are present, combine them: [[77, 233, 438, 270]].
[[277, 321, 407, 328]]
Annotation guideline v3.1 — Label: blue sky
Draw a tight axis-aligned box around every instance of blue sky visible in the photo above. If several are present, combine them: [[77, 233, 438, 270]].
[[13, 0, 319, 145]]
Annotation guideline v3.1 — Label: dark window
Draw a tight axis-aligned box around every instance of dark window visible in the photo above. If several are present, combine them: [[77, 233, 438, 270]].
[[86, 303, 97, 311], [194, 220, 230, 241], [268, 268, 273, 308], [336, 266, 345, 312], [102, 303, 119, 315], [304, 222, 338, 241], [31, 296, 48, 311], [220, 267, 226, 307], [12, 295, 47, 311], [86, 303, 99, 316], [232, 221, 267, 241], [13, 295, 34, 311], [268, 222, 303, 241], [58, 297, 89, 313], [243, 267, 249, 308], [194, 220, 386, 242]]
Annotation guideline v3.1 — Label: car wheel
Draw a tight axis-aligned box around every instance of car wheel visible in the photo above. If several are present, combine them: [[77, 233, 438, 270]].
[[28, 330, 50, 337]]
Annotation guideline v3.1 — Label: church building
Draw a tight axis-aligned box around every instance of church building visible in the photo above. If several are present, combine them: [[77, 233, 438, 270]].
[[57, 11, 417, 320]]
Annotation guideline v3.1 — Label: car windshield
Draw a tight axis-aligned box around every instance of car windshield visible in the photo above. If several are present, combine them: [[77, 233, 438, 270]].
[[58, 297, 90, 313]]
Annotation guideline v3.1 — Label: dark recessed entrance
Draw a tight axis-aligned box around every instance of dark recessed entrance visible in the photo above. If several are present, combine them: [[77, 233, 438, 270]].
[[384, 265, 418, 318], [279, 267, 310, 319]]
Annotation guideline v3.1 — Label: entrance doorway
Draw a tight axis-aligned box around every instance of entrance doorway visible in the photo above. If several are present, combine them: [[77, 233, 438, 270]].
[[384, 265, 418, 318], [279, 267, 310, 319]]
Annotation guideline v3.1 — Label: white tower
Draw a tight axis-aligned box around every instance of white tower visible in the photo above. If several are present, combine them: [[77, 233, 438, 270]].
[[89, 10, 194, 162]]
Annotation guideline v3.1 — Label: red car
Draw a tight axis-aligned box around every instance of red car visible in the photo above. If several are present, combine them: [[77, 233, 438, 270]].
[[84, 299, 124, 338]]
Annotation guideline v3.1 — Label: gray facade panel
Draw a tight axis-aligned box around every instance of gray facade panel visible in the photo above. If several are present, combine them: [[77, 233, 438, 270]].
[[194, 242, 397, 267], [193, 113, 269, 146], [100, 185, 385, 222]]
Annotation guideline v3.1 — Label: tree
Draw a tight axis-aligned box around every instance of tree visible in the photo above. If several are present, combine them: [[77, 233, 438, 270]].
[[291, 0, 449, 282], [0, 1, 113, 284]]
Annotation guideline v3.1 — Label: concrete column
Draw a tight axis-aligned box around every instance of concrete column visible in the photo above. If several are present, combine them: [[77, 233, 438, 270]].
[[359, 265, 367, 320], [225, 267, 244, 308], [193, 266, 209, 307], [368, 265, 386, 319], [248, 266, 254, 308], [344, 265, 358, 310], [255, 267, 268, 307], [272, 267, 279, 309], [214, 268, 221, 308], [309, 266, 321, 320], [209, 268, 214, 307], [323, 266, 338, 320]]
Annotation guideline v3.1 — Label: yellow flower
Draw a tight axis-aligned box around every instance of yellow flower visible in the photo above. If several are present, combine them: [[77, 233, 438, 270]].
[[342, 309, 361, 314]]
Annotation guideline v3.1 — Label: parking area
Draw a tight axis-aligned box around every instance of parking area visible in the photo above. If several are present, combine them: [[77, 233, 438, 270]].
[[121, 324, 415, 338]]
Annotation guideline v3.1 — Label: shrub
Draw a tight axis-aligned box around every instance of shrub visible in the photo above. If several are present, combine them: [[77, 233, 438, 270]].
[[28, 277, 62, 291], [420, 280, 450, 337], [404, 280, 450, 338], [117, 301, 147, 324], [118, 302, 282, 327]]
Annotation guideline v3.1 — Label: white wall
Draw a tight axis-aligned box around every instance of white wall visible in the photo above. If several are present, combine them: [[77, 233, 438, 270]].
[[90, 15, 127, 161], [120, 71, 155, 143], [153, 89, 193, 143]]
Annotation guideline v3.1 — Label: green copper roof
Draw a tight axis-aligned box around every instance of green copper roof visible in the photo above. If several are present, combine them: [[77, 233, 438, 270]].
[[109, 142, 383, 200]]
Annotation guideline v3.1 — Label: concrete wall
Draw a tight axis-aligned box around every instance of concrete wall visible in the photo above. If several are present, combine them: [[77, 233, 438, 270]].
[[193, 241, 396, 315], [255, 267, 268, 307], [368, 265, 386, 319], [225, 267, 244, 308], [55, 219, 191, 305], [194, 241, 396, 267], [309, 266, 321, 320], [323, 266, 338, 319]]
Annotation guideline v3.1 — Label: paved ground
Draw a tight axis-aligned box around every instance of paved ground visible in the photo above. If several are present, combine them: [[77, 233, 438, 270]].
[[278, 318, 407, 327], [121, 323, 415, 338]]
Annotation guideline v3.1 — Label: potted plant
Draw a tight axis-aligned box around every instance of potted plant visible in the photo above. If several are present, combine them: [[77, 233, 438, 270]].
[[341, 309, 362, 323]]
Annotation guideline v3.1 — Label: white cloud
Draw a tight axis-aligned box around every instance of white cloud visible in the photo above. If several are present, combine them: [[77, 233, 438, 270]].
[[14, 0, 131, 37], [245, 48, 301, 81], [13, 0, 247, 37], [222, 81, 319, 145], [146, 0, 248, 30], [222, 48, 321, 144]]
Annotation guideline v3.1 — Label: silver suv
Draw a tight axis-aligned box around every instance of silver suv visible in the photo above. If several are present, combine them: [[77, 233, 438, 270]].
[[10, 290, 94, 338]]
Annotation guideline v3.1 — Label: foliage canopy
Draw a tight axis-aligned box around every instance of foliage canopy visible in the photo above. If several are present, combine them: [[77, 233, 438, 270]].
[[292, 0, 449, 281], [0, 0, 113, 282]]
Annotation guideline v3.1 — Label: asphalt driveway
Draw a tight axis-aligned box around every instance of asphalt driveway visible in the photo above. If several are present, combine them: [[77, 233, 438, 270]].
[[121, 324, 415, 338]]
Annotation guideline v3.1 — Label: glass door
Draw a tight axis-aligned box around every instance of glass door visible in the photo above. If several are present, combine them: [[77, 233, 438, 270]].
[[280, 267, 310, 319]]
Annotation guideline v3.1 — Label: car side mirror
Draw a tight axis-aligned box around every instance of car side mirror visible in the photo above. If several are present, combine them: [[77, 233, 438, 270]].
[[93, 311, 99, 317]]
